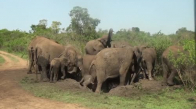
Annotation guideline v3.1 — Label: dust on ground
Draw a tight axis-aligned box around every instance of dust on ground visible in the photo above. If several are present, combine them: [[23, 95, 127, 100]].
[[0, 51, 87, 109]]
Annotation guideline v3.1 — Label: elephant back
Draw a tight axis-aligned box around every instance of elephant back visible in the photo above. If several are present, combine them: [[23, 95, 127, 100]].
[[162, 45, 183, 59], [34, 37, 65, 62]]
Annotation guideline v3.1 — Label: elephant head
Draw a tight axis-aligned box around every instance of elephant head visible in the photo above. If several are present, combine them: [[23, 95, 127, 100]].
[[133, 45, 148, 63], [98, 28, 113, 48], [76, 55, 83, 70]]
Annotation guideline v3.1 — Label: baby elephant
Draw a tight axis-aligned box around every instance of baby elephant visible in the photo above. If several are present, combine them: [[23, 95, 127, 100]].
[[50, 57, 68, 83], [80, 74, 94, 88]]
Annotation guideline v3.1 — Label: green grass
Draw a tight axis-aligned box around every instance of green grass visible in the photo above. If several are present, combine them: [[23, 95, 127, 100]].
[[0, 56, 5, 65], [20, 77, 196, 109]]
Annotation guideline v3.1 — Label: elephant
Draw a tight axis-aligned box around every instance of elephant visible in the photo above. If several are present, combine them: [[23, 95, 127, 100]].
[[88, 47, 139, 93], [79, 74, 95, 89], [112, 40, 132, 48], [27, 36, 46, 74], [59, 45, 83, 74], [36, 54, 50, 81], [85, 28, 113, 55], [161, 45, 184, 86], [79, 55, 96, 88], [29, 37, 82, 82], [49, 57, 69, 83], [140, 47, 157, 80], [110, 45, 146, 84]]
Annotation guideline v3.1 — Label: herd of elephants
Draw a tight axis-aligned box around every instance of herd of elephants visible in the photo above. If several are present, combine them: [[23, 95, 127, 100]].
[[27, 28, 184, 93]]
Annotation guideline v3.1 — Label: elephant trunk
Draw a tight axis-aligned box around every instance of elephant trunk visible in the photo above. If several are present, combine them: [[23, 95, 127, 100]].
[[106, 28, 113, 48]]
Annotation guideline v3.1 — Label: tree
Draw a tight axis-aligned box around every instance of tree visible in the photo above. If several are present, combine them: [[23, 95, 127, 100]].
[[51, 21, 62, 34], [132, 27, 140, 32], [176, 27, 187, 34], [66, 6, 100, 39], [30, 19, 49, 33]]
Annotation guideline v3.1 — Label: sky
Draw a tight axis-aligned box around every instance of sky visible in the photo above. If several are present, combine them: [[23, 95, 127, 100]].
[[0, 0, 194, 34]]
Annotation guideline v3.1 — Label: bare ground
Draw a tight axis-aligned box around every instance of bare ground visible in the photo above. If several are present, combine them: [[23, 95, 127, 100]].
[[0, 51, 86, 109]]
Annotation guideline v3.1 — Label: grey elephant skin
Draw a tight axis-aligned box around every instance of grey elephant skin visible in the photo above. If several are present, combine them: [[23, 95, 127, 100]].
[[89, 47, 138, 93], [161, 45, 185, 86], [140, 47, 157, 80], [50, 57, 69, 83], [27, 37, 47, 74], [79, 55, 96, 89], [112, 45, 145, 84], [85, 28, 113, 55], [28, 37, 82, 82]]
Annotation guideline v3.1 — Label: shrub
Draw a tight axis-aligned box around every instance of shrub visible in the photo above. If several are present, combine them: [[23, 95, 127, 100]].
[[168, 40, 196, 90]]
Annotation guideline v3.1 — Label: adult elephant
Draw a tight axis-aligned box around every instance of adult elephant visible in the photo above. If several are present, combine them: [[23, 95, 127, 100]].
[[88, 47, 139, 93], [27, 36, 46, 74], [29, 37, 82, 81], [85, 28, 113, 55], [161, 45, 184, 86], [140, 47, 157, 80], [112, 45, 146, 84]]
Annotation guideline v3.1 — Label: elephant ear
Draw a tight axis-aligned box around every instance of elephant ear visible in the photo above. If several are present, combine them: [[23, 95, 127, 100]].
[[61, 57, 69, 66], [133, 46, 143, 62], [98, 38, 107, 48]]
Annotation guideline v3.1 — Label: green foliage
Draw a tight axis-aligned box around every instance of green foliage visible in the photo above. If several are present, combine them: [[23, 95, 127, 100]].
[[66, 6, 100, 40], [168, 40, 196, 90], [50, 21, 62, 34]]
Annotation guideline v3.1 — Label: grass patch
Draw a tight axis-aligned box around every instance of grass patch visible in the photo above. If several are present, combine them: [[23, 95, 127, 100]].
[[20, 77, 196, 109], [0, 56, 5, 65]]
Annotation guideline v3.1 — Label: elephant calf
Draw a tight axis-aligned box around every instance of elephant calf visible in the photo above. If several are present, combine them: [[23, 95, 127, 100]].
[[79, 55, 96, 88], [141, 47, 157, 80], [50, 57, 68, 83]]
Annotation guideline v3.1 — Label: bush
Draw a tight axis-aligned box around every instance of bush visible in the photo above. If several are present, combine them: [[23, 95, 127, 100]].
[[168, 40, 196, 90]]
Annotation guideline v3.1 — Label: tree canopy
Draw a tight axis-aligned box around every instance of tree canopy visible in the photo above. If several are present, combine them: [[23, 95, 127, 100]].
[[66, 6, 100, 39]]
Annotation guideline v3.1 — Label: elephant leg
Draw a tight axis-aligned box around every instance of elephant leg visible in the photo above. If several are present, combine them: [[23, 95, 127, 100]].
[[167, 69, 177, 86], [95, 71, 105, 93], [162, 60, 168, 86], [50, 68, 53, 83], [42, 66, 49, 82], [27, 50, 33, 74], [53, 69, 58, 83], [147, 62, 154, 80], [119, 73, 127, 86], [83, 80, 90, 88], [130, 73, 136, 85], [119, 63, 129, 86], [61, 67, 66, 80], [143, 68, 147, 79]]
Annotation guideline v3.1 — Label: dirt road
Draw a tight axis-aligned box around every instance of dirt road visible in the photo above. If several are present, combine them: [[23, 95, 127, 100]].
[[0, 51, 86, 109]]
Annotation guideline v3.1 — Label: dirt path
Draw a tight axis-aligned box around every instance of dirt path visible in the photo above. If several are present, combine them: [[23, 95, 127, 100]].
[[0, 51, 86, 109]]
